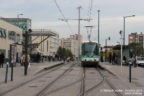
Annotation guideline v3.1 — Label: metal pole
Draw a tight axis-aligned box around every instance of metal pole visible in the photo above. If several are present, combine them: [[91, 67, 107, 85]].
[[105, 39, 107, 62], [5, 62, 9, 83], [134, 33, 137, 67], [78, 6, 81, 65], [123, 17, 125, 45], [10, 44, 13, 81], [129, 64, 132, 83], [98, 10, 100, 56], [24, 31, 28, 75], [98, 10, 100, 45], [121, 33, 123, 71]]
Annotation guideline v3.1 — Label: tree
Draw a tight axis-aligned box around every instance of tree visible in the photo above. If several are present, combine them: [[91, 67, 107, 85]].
[[128, 43, 143, 56], [57, 47, 73, 59]]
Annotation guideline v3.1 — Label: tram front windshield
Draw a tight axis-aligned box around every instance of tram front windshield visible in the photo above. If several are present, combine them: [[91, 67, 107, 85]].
[[82, 43, 98, 56]]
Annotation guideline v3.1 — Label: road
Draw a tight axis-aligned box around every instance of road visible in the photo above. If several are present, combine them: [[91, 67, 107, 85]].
[[0, 61, 142, 96]]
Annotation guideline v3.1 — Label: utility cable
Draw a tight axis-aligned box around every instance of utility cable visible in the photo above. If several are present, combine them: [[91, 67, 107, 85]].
[[53, 0, 73, 34]]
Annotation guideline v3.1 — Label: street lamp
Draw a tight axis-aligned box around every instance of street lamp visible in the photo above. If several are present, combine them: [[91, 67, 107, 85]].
[[17, 13, 23, 18], [105, 37, 110, 62], [97, 10, 100, 45], [123, 15, 135, 45], [119, 30, 123, 72]]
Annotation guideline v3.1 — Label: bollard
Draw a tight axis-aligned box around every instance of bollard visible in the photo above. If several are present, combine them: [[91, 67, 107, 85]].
[[11, 62, 13, 81], [5, 62, 9, 83], [129, 62, 132, 83]]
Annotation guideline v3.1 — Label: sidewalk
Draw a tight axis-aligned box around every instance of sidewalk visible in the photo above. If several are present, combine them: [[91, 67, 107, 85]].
[[0, 61, 63, 94], [100, 62, 144, 87]]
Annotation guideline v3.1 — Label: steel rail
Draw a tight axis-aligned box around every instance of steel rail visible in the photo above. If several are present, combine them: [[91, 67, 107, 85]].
[[0, 62, 65, 96], [79, 66, 86, 96], [36, 63, 76, 96]]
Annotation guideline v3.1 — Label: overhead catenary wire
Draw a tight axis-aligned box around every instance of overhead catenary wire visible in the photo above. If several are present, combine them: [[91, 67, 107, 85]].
[[53, 0, 73, 34], [85, 0, 94, 41], [88, 0, 93, 21]]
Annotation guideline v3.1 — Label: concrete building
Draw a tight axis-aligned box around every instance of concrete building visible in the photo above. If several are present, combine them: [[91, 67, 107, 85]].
[[32, 29, 59, 57], [1, 18, 31, 33], [128, 32, 144, 47], [1, 18, 32, 53], [59, 34, 82, 57], [0, 18, 23, 59]]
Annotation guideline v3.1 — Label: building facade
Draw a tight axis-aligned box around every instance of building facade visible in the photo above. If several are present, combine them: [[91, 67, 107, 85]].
[[59, 34, 82, 57], [1, 18, 32, 53], [0, 18, 23, 59], [32, 29, 59, 57], [1, 18, 31, 33], [128, 32, 144, 47]]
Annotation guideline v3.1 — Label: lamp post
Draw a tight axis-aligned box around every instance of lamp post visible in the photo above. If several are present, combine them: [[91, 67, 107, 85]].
[[119, 30, 123, 72], [123, 15, 135, 45], [17, 13, 23, 28], [24, 29, 32, 75], [98, 10, 100, 56], [97, 10, 100, 45], [17, 13, 23, 18], [105, 37, 110, 62]]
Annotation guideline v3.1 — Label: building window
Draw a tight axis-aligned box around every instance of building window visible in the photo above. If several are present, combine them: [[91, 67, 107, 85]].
[[0, 28, 6, 38], [8, 31, 16, 41], [130, 36, 133, 39], [17, 34, 20, 42]]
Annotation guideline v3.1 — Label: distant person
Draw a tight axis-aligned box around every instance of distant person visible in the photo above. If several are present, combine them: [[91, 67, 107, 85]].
[[1, 53, 5, 68], [109, 53, 112, 63], [100, 54, 103, 62], [123, 56, 126, 64], [112, 53, 116, 64], [36, 53, 41, 63], [0, 53, 5, 68], [0, 53, 2, 68]]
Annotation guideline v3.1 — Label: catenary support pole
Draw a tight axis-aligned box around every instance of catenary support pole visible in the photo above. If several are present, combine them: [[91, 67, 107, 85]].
[[78, 6, 81, 65]]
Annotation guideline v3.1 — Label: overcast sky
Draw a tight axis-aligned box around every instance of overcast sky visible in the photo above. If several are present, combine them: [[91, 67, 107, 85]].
[[0, 0, 144, 46]]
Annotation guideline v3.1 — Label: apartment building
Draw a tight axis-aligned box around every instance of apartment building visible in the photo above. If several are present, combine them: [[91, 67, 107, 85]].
[[59, 34, 82, 57], [128, 32, 144, 47]]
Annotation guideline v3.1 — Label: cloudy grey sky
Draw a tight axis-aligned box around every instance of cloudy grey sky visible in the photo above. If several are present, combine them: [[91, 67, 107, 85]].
[[0, 0, 144, 45]]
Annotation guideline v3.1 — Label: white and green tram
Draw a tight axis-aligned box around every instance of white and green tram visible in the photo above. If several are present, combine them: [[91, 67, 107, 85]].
[[81, 42, 100, 67]]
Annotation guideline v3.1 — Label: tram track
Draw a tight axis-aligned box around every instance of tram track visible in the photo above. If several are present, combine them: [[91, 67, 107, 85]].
[[79, 66, 85, 96], [80, 64, 123, 96], [0, 62, 65, 96], [36, 63, 76, 96], [97, 68, 123, 96]]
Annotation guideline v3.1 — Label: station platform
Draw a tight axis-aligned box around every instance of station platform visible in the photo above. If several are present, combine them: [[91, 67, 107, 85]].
[[100, 62, 144, 87], [0, 61, 63, 94]]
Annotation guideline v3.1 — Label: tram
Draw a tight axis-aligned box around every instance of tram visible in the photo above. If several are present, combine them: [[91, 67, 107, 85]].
[[81, 42, 100, 66]]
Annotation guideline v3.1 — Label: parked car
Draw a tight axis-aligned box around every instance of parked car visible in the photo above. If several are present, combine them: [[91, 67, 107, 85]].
[[136, 56, 144, 66]]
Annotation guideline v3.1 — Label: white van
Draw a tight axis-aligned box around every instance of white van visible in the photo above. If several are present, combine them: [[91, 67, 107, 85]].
[[136, 56, 144, 66]]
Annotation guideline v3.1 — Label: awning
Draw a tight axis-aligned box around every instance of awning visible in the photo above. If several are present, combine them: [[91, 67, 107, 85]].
[[29, 30, 57, 36], [31, 48, 44, 55]]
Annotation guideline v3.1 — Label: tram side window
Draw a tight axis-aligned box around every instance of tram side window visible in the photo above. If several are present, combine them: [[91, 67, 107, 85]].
[[82, 44, 85, 55]]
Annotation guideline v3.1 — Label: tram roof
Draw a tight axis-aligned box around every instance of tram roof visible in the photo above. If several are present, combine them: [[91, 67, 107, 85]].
[[82, 41, 100, 44]]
